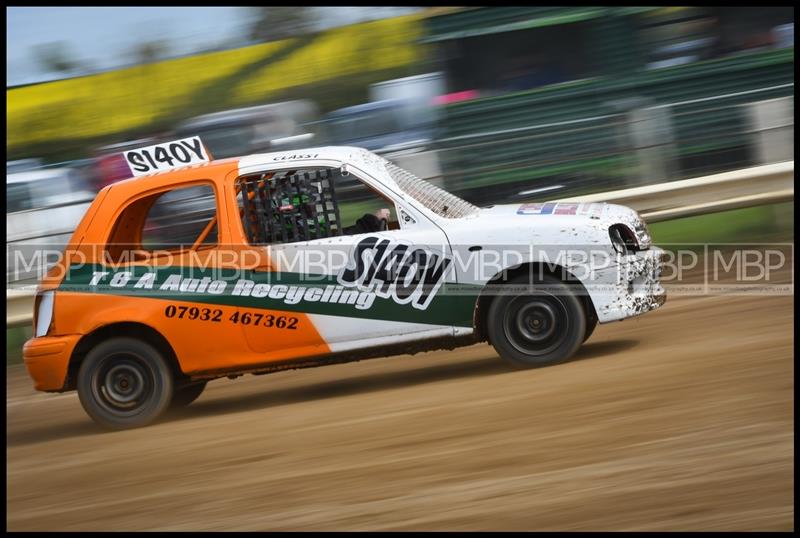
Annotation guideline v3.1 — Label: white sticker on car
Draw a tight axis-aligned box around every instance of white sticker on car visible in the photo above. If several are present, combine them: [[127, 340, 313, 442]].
[[337, 235, 452, 311], [123, 136, 210, 177]]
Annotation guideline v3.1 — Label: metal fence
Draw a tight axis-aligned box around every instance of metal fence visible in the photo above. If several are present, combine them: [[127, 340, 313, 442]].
[[428, 85, 794, 207]]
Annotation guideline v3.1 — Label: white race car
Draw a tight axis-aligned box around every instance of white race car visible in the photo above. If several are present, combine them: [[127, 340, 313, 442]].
[[25, 141, 666, 428]]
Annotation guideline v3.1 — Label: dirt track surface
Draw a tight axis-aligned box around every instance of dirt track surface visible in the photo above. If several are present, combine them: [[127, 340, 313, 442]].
[[7, 293, 794, 531]]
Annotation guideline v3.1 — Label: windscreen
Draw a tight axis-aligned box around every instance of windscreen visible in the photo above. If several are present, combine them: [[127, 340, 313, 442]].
[[384, 162, 479, 219]]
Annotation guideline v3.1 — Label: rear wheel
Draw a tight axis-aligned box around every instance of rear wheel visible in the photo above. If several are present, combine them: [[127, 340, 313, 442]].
[[171, 381, 207, 408], [77, 337, 174, 430], [487, 274, 586, 368]]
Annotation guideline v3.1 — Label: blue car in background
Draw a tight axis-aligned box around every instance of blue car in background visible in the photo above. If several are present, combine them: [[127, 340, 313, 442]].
[[324, 98, 438, 155], [323, 98, 444, 187]]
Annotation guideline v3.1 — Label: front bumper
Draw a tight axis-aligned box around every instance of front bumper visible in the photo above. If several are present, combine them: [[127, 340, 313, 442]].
[[23, 335, 81, 392], [587, 247, 667, 323]]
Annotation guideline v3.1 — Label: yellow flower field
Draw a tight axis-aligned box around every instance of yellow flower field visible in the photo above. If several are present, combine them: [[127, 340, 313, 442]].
[[7, 14, 424, 151]]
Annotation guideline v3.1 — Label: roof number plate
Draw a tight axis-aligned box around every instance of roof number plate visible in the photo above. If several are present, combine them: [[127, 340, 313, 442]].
[[123, 136, 210, 177]]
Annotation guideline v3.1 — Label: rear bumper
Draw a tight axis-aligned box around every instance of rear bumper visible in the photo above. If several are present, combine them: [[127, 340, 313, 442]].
[[588, 247, 667, 323], [23, 335, 81, 392]]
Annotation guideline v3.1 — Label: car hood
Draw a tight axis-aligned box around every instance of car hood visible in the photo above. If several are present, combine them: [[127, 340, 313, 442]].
[[475, 201, 641, 227]]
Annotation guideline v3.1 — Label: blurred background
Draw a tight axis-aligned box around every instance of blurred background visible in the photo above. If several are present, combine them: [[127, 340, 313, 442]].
[[7, 7, 794, 216], [5, 8, 795, 531], [5, 5, 795, 345]]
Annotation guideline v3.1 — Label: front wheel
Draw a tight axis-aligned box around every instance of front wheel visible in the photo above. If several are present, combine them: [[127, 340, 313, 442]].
[[77, 337, 174, 430], [487, 275, 586, 368]]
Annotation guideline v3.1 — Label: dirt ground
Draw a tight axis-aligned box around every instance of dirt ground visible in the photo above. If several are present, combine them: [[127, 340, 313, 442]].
[[6, 291, 794, 531]]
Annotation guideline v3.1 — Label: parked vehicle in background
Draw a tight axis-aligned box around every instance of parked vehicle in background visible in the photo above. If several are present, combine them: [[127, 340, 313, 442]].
[[369, 71, 447, 107], [7, 159, 45, 175], [326, 73, 445, 154], [368, 72, 445, 133], [91, 138, 159, 192], [7, 167, 95, 284], [174, 100, 321, 159], [324, 99, 443, 184], [325, 99, 431, 153], [325, 73, 446, 184]]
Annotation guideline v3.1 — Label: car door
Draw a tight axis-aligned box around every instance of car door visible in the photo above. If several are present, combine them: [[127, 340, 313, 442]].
[[86, 179, 260, 374], [234, 163, 459, 355]]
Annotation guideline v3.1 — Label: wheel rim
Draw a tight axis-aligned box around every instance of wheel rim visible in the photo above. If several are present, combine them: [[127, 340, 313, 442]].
[[503, 293, 569, 356], [91, 353, 156, 416]]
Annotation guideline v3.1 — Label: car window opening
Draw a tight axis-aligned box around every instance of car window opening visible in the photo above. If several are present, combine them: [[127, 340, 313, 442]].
[[237, 167, 400, 246]]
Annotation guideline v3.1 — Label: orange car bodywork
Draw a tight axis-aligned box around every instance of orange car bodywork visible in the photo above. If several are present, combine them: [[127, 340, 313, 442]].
[[22, 147, 668, 394], [24, 159, 332, 391]]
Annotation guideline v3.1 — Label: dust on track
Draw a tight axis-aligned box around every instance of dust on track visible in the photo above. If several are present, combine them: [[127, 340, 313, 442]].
[[6, 292, 794, 531]]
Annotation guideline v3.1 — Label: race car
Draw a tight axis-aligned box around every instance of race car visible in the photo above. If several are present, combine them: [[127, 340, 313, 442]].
[[23, 137, 666, 429]]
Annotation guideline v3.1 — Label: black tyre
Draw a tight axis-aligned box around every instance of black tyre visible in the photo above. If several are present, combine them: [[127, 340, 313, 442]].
[[487, 274, 586, 368], [583, 309, 599, 343], [77, 337, 174, 430], [171, 381, 207, 408]]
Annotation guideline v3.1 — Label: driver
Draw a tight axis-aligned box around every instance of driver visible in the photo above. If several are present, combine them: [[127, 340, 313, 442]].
[[344, 207, 391, 235]]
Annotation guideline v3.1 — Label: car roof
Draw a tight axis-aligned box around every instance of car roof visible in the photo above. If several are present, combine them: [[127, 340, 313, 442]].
[[102, 146, 379, 194], [238, 146, 372, 171]]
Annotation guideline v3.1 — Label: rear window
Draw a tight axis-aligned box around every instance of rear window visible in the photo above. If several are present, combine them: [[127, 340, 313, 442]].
[[105, 182, 218, 262], [142, 185, 218, 250]]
